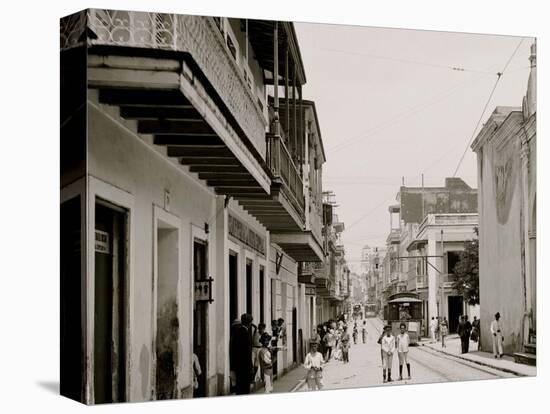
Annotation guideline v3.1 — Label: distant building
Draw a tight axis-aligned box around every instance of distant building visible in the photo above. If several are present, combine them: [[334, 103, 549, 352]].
[[471, 41, 536, 360], [381, 178, 478, 336]]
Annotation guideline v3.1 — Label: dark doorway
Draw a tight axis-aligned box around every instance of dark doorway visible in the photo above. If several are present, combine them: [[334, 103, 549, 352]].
[[229, 252, 238, 323], [155, 220, 179, 400], [259, 266, 265, 324], [193, 240, 208, 398], [448, 296, 464, 334], [246, 260, 253, 316], [94, 200, 127, 404], [60, 196, 84, 402], [292, 307, 297, 363]]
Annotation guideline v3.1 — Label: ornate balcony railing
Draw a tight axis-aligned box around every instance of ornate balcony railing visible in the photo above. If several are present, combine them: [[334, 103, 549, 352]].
[[61, 10, 267, 156], [440, 273, 458, 288], [266, 133, 305, 215]]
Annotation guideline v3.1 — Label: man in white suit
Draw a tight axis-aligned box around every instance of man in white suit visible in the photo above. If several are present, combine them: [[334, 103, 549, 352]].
[[490, 312, 504, 358]]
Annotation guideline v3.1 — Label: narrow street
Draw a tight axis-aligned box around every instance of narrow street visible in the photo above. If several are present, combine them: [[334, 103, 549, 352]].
[[296, 318, 513, 392]]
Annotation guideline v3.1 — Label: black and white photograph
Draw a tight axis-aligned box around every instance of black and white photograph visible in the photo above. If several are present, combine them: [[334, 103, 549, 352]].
[[1, 1, 547, 413], [59, 7, 537, 404]]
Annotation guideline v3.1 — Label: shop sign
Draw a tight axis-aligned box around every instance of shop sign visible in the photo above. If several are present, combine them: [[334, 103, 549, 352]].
[[95, 230, 110, 254], [228, 214, 266, 255]]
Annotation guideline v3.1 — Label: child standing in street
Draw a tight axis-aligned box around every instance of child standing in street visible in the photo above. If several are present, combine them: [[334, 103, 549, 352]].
[[381, 325, 396, 383], [258, 333, 274, 393], [396, 323, 411, 380], [304, 341, 324, 391]]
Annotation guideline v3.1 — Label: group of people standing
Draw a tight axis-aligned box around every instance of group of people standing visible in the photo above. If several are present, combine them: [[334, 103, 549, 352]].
[[377, 323, 412, 383], [429, 312, 506, 359], [303, 316, 370, 391], [229, 313, 287, 395]]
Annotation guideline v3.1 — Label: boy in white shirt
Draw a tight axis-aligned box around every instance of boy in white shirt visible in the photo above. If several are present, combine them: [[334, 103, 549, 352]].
[[257, 333, 274, 393], [396, 323, 411, 380], [304, 340, 324, 391], [381, 325, 396, 383]]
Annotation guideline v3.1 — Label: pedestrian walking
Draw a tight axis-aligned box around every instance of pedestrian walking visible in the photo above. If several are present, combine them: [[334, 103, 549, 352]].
[[229, 313, 253, 395], [341, 326, 351, 363], [333, 327, 343, 361], [252, 323, 265, 380], [377, 329, 385, 365], [429, 317, 438, 343], [491, 312, 504, 358], [381, 325, 396, 383], [318, 324, 327, 357], [464, 315, 472, 353], [352, 324, 358, 345], [303, 340, 324, 391], [323, 327, 335, 362], [440, 317, 449, 348], [471, 316, 481, 350], [361, 320, 368, 343], [396, 323, 411, 380], [457, 315, 468, 354]]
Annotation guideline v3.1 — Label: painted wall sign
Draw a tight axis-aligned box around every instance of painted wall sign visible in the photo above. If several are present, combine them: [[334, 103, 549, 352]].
[[95, 230, 110, 254], [228, 214, 266, 255], [492, 137, 519, 225]]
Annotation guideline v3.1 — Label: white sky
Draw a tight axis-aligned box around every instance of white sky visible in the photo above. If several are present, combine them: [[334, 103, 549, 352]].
[[295, 23, 534, 271]]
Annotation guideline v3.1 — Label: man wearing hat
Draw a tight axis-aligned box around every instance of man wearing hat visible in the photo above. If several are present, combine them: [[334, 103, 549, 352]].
[[381, 325, 396, 383], [229, 313, 254, 394], [490, 312, 504, 358]]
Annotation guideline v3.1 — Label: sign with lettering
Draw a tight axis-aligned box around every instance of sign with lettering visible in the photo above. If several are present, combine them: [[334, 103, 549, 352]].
[[228, 214, 266, 255], [305, 286, 316, 296], [95, 230, 110, 254]]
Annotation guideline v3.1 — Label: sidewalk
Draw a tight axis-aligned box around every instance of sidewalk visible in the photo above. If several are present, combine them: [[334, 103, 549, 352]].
[[254, 365, 307, 394], [419, 334, 536, 377]]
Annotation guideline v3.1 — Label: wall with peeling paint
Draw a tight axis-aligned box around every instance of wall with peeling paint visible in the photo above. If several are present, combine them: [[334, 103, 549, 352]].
[[88, 90, 219, 401], [473, 109, 526, 355]]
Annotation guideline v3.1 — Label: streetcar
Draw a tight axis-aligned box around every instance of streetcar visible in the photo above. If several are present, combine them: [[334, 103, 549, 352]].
[[365, 303, 377, 318], [383, 292, 423, 345]]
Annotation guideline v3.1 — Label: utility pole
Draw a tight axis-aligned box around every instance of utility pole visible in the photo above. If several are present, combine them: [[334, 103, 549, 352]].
[[440, 229, 444, 320]]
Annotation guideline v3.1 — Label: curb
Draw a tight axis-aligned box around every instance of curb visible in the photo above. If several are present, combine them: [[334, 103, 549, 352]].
[[419, 344, 527, 377], [290, 379, 306, 392]]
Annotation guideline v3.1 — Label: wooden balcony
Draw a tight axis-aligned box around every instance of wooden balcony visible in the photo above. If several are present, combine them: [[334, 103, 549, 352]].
[[386, 229, 401, 245], [298, 261, 325, 285]]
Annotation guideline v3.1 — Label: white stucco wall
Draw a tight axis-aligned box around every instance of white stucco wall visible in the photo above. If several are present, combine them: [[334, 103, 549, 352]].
[[476, 116, 525, 354], [88, 94, 220, 401]]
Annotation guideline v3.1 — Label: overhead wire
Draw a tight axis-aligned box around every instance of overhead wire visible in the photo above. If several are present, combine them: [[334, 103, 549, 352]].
[[319, 47, 495, 75], [328, 71, 492, 153], [452, 38, 525, 177]]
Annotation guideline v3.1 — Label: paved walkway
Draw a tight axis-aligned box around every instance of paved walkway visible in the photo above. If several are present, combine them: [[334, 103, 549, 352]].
[[420, 334, 536, 377], [254, 365, 307, 394]]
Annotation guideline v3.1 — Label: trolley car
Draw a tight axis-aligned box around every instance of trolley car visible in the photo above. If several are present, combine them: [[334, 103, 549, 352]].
[[384, 292, 423, 344]]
